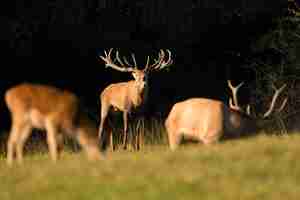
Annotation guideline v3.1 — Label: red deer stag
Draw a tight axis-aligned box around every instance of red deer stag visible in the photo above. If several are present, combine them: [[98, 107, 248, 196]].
[[98, 48, 173, 151], [165, 80, 287, 150], [5, 83, 103, 166]]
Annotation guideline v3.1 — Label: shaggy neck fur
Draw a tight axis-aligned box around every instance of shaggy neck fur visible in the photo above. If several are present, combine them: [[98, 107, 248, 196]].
[[130, 81, 148, 108]]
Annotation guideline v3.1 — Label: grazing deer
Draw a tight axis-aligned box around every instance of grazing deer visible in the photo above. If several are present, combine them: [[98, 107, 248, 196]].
[[98, 48, 173, 151], [5, 83, 103, 165], [165, 80, 287, 150]]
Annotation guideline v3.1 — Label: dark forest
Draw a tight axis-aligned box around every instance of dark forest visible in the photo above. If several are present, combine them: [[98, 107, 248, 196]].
[[0, 0, 291, 131]]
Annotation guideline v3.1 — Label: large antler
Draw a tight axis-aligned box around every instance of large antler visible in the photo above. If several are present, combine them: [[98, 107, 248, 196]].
[[263, 83, 287, 118], [144, 49, 173, 72], [228, 80, 244, 111], [98, 48, 137, 72]]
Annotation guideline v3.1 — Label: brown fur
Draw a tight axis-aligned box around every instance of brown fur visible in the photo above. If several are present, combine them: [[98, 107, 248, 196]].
[[5, 83, 102, 165], [99, 71, 148, 151]]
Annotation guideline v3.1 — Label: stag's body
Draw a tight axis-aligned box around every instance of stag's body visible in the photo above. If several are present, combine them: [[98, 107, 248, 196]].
[[165, 81, 287, 150], [99, 79, 147, 150], [98, 48, 173, 151], [101, 80, 146, 113], [5, 83, 102, 165], [165, 98, 256, 150]]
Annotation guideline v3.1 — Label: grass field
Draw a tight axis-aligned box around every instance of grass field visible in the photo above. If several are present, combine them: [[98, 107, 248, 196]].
[[0, 131, 300, 200]]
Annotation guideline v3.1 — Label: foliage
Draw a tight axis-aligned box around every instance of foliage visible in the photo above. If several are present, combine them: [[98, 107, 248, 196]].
[[242, 15, 300, 133]]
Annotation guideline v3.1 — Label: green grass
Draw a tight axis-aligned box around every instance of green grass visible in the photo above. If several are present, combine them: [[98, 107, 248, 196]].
[[0, 133, 300, 200]]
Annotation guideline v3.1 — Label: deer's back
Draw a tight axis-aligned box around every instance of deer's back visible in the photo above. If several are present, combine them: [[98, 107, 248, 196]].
[[5, 83, 79, 126], [166, 98, 225, 138]]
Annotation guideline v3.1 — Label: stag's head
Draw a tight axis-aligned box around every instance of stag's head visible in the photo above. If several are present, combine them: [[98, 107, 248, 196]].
[[98, 48, 173, 91], [227, 80, 288, 121]]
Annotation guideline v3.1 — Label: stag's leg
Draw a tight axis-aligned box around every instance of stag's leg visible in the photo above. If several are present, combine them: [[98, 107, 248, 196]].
[[134, 118, 143, 151], [15, 123, 32, 165], [122, 111, 128, 150], [108, 124, 114, 152]]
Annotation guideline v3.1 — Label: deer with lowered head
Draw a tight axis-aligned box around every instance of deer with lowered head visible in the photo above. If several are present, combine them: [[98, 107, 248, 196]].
[[5, 83, 103, 166], [98, 48, 173, 151], [165, 80, 287, 150]]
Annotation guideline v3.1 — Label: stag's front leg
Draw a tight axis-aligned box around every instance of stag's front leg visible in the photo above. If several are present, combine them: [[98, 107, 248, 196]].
[[122, 111, 128, 150], [102, 118, 114, 152], [134, 117, 143, 151], [108, 125, 114, 152]]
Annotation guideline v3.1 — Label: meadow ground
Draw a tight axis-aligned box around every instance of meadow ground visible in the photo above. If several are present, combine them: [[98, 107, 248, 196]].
[[0, 131, 300, 200]]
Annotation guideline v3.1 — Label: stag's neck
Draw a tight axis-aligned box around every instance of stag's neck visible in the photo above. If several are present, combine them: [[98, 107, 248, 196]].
[[130, 81, 148, 108]]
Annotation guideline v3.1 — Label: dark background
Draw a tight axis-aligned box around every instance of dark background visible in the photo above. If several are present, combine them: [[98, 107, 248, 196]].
[[0, 0, 287, 131]]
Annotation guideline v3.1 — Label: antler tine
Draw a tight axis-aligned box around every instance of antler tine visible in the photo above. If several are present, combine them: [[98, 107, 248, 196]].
[[158, 49, 173, 70], [160, 49, 173, 69], [153, 49, 165, 70], [123, 56, 132, 66], [246, 104, 251, 115], [116, 50, 125, 66], [227, 80, 244, 108], [229, 98, 234, 108], [130, 53, 137, 69], [263, 83, 287, 118], [149, 51, 162, 68], [99, 48, 134, 72], [108, 48, 113, 57], [229, 97, 242, 111], [99, 48, 111, 60], [278, 97, 288, 113], [149, 49, 173, 71], [144, 56, 150, 72]]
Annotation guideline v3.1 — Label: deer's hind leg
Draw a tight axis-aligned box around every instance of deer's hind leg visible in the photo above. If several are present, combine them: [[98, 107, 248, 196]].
[[15, 123, 32, 165], [7, 116, 32, 166], [76, 128, 102, 161], [45, 117, 61, 162], [98, 101, 110, 139], [56, 133, 64, 159]]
